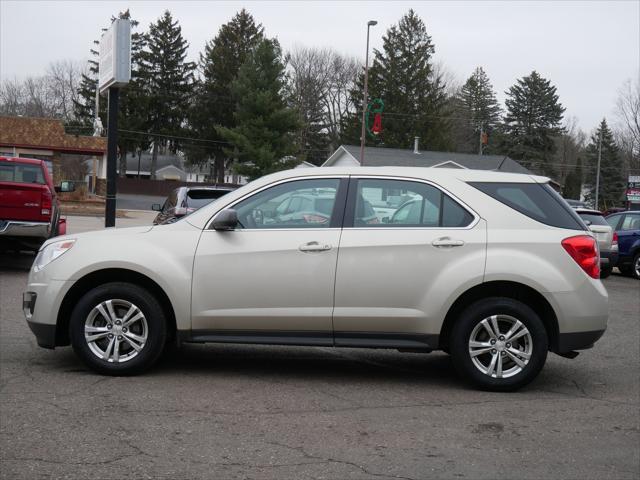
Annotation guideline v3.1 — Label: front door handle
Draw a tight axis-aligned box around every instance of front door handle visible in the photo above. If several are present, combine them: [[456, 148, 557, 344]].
[[299, 241, 332, 253], [432, 237, 465, 248]]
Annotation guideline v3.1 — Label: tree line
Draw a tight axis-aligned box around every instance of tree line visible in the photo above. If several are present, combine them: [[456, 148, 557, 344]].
[[0, 8, 638, 208]]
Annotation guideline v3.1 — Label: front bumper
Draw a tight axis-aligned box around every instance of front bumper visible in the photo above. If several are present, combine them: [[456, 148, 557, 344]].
[[0, 220, 50, 238], [23, 291, 55, 348]]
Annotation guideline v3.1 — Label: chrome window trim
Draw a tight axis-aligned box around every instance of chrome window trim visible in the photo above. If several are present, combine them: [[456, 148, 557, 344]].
[[345, 174, 481, 231], [205, 175, 348, 231]]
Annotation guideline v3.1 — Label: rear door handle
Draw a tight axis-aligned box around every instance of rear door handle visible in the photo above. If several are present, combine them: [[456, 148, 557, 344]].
[[299, 241, 332, 252], [432, 237, 465, 248]]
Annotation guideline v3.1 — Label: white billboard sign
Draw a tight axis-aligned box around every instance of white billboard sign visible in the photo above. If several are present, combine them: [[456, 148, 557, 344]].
[[99, 19, 131, 94]]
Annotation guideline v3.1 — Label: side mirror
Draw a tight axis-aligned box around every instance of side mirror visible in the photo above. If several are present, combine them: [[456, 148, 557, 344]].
[[584, 220, 592, 226], [55, 181, 75, 193], [151, 204, 162, 211], [212, 209, 239, 231]]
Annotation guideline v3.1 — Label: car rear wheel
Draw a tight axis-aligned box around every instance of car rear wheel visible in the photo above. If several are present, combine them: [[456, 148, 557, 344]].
[[450, 298, 548, 391], [70, 282, 167, 375], [633, 253, 640, 280]]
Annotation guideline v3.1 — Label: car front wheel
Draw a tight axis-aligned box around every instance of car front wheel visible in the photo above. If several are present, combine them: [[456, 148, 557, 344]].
[[70, 282, 167, 375], [450, 298, 548, 391]]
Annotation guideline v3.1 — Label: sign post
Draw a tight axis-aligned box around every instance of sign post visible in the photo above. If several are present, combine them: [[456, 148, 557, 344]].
[[99, 19, 131, 228]]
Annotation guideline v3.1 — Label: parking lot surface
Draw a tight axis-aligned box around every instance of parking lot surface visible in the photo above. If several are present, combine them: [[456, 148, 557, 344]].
[[1, 215, 638, 479]]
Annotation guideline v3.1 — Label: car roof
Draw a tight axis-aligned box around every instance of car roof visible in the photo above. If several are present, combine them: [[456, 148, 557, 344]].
[[0, 156, 45, 166], [260, 166, 546, 183]]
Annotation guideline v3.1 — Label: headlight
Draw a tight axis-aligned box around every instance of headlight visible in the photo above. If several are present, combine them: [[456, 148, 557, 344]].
[[33, 239, 76, 272]]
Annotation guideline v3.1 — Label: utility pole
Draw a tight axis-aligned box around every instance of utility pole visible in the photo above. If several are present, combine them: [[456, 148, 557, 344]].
[[478, 127, 483, 155], [595, 127, 602, 209], [359, 20, 377, 167]]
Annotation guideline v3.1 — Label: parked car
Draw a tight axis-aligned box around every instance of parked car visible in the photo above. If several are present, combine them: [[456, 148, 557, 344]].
[[0, 156, 73, 251], [574, 208, 618, 278], [606, 210, 640, 279], [24, 167, 607, 391], [152, 186, 234, 224]]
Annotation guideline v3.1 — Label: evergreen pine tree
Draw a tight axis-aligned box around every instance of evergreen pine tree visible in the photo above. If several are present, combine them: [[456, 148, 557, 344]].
[[584, 119, 626, 209], [502, 71, 565, 176], [139, 10, 195, 179], [562, 156, 583, 200], [342, 10, 450, 151], [188, 9, 263, 182], [451, 67, 502, 153], [218, 39, 299, 181]]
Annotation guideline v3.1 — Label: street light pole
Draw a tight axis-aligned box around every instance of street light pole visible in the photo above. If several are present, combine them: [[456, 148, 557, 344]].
[[595, 127, 602, 209], [359, 20, 377, 166]]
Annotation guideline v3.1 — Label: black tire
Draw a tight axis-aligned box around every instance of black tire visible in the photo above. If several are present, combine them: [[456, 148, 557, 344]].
[[618, 265, 632, 276], [450, 297, 548, 392], [70, 282, 167, 375], [632, 253, 640, 280], [600, 265, 612, 279]]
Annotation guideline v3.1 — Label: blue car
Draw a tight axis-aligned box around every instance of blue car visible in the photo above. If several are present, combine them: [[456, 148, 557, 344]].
[[606, 211, 640, 279]]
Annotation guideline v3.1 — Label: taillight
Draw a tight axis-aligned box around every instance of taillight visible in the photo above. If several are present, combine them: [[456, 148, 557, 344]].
[[612, 232, 618, 247], [562, 235, 600, 279], [40, 190, 52, 221]]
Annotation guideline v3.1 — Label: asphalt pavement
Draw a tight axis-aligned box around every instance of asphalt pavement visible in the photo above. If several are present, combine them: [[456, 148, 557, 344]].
[[0, 216, 638, 479]]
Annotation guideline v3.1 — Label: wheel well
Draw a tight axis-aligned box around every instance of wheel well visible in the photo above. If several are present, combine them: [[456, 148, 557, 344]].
[[55, 268, 177, 346], [439, 281, 559, 352]]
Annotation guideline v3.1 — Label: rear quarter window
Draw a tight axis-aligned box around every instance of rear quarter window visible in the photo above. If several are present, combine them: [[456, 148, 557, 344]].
[[470, 182, 586, 230]]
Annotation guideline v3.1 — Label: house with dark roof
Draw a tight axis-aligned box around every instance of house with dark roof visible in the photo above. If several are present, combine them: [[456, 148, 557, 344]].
[[322, 144, 532, 175]]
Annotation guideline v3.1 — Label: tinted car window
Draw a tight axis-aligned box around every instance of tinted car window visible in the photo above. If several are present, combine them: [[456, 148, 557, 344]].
[[578, 213, 609, 226], [351, 179, 473, 228], [606, 215, 621, 229], [470, 182, 585, 230], [234, 179, 340, 229], [0, 162, 45, 184], [442, 195, 474, 227], [186, 189, 230, 209]]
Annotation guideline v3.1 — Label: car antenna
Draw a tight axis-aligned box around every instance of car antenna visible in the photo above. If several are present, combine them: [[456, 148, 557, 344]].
[[496, 156, 508, 171]]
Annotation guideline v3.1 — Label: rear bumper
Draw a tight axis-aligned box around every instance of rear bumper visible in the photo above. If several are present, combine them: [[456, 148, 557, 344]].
[[556, 329, 605, 353], [600, 250, 618, 268], [0, 220, 49, 238]]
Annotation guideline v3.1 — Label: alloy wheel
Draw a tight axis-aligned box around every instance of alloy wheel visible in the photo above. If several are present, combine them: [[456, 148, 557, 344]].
[[468, 314, 533, 379], [84, 299, 148, 363]]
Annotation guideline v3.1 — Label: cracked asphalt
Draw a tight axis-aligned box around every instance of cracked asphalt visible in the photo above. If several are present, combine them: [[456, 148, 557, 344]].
[[1, 216, 639, 479]]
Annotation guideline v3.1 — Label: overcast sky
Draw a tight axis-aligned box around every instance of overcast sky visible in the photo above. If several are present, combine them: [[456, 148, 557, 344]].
[[1, 0, 638, 132]]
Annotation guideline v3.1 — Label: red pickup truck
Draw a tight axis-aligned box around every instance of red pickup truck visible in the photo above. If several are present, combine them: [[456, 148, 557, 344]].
[[0, 156, 73, 251]]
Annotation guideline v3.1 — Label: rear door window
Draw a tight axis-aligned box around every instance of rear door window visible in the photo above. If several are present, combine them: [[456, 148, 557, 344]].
[[347, 178, 475, 228], [620, 214, 640, 231], [470, 182, 585, 230]]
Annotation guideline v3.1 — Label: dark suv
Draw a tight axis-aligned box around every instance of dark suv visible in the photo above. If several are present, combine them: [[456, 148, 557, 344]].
[[152, 186, 234, 225], [606, 211, 640, 279]]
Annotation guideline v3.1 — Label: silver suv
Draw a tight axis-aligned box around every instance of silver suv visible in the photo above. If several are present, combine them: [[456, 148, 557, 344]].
[[24, 168, 608, 391]]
